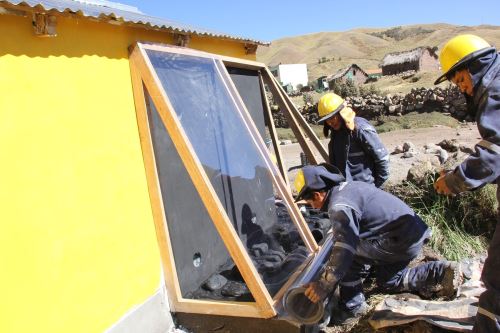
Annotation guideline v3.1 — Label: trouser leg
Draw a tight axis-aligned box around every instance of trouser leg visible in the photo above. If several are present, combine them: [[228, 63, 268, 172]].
[[375, 260, 450, 292], [473, 206, 500, 333], [339, 258, 369, 312]]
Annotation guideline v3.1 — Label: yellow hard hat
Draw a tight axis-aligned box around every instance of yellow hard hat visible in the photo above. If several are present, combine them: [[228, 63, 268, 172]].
[[270, 152, 278, 165], [435, 34, 492, 84], [317, 93, 345, 124], [294, 169, 306, 198]]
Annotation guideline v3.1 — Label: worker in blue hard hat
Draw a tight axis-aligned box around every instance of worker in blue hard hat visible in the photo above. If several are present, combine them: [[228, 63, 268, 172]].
[[317, 92, 389, 188], [294, 164, 462, 325], [433, 34, 500, 333]]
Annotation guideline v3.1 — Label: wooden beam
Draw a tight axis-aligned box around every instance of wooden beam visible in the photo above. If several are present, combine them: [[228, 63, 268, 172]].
[[261, 68, 318, 165], [244, 43, 258, 55], [129, 48, 182, 311], [32, 12, 57, 37], [131, 43, 276, 318], [174, 299, 268, 318], [172, 33, 190, 47], [279, 85, 329, 162], [258, 72, 288, 186]]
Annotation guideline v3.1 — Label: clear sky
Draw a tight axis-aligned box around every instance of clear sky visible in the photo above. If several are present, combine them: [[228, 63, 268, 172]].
[[116, 0, 499, 41]]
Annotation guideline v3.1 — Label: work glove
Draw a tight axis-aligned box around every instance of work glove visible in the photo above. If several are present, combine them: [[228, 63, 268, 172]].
[[434, 170, 455, 196], [303, 280, 329, 304]]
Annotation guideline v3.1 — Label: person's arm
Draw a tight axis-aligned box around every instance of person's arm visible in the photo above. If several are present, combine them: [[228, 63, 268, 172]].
[[304, 204, 360, 302], [359, 126, 390, 187], [437, 91, 500, 194]]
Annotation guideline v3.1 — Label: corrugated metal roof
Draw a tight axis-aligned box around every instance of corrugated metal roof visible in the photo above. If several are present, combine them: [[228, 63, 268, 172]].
[[0, 0, 269, 45]]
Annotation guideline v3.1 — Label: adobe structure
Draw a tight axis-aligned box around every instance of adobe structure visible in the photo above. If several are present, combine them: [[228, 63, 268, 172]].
[[327, 63, 369, 85], [380, 47, 440, 76]]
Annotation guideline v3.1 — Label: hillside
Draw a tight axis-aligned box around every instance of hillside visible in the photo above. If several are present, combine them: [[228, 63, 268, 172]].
[[257, 23, 500, 85]]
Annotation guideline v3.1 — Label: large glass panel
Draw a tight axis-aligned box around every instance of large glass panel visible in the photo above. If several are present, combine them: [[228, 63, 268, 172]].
[[145, 49, 322, 297], [146, 91, 253, 301], [226, 67, 267, 144]]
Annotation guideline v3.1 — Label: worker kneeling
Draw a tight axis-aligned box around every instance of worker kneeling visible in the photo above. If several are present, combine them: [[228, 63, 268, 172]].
[[294, 164, 461, 325]]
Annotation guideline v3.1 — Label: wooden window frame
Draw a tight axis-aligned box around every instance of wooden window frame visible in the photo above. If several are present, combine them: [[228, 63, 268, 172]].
[[128, 42, 327, 318]]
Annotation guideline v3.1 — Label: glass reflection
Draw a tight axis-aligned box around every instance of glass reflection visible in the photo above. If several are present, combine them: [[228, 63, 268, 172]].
[[146, 49, 315, 296]]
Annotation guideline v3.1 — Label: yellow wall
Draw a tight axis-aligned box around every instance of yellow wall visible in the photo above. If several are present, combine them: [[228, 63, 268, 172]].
[[0, 13, 256, 333]]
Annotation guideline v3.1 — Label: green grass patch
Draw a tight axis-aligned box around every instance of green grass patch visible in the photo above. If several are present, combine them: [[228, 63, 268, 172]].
[[372, 111, 460, 133], [388, 174, 496, 261]]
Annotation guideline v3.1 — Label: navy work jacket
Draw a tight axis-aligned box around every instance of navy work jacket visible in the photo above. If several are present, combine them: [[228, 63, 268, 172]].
[[445, 49, 500, 196], [328, 117, 389, 187]]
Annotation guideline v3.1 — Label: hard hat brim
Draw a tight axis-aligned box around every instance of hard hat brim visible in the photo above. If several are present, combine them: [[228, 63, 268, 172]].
[[434, 47, 495, 85], [317, 103, 345, 124]]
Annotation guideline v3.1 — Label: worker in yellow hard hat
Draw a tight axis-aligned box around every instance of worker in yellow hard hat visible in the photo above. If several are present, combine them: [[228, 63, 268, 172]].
[[291, 164, 459, 325], [317, 92, 389, 187], [433, 34, 500, 333]]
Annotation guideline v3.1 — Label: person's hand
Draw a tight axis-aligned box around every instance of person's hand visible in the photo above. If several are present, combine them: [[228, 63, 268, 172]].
[[304, 282, 327, 304], [434, 170, 454, 196]]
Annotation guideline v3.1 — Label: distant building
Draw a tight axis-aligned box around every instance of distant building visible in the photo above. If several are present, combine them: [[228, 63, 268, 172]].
[[380, 47, 439, 76], [270, 64, 308, 91], [327, 64, 368, 85], [317, 76, 328, 90], [365, 69, 383, 80]]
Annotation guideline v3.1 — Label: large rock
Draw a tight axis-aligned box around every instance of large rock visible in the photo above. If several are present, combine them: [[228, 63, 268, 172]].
[[403, 141, 415, 152], [437, 139, 459, 152], [407, 160, 435, 183]]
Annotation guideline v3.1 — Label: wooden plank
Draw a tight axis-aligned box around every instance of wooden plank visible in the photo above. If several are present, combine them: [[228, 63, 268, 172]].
[[129, 47, 182, 310], [258, 72, 288, 185], [261, 68, 318, 165], [220, 53, 327, 163], [174, 299, 269, 318], [279, 84, 329, 162], [215, 61, 317, 253], [133, 42, 276, 318], [220, 55, 267, 71]]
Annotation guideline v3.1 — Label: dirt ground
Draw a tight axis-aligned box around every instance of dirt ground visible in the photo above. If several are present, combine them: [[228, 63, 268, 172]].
[[280, 123, 481, 187]]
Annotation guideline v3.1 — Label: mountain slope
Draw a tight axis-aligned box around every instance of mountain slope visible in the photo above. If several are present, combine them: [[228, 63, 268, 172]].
[[257, 24, 500, 81]]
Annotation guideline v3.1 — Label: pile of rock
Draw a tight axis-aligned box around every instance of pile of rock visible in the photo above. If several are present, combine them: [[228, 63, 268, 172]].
[[270, 86, 470, 128], [397, 139, 475, 182], [346, 86, 468, 120], [271, 102, 319, 128]]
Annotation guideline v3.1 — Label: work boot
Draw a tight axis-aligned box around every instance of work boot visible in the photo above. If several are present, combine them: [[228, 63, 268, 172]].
[[330, 301, 370, 326], [437, 261, 463, 299]]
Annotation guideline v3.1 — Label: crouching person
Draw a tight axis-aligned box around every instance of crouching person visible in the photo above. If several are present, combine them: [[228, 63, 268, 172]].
[[294, 164, 460, 325]]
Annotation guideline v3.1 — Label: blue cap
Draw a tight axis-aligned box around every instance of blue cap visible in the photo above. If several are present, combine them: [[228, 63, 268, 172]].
[[295, 164, 345, 202]]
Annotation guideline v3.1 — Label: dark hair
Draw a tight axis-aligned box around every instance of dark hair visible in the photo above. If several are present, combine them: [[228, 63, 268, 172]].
[[301, 188, 327, 201], [323, 123, 330, 138]]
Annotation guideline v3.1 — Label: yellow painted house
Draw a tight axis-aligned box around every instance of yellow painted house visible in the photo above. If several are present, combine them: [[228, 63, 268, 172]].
[[0, 1, 266, 332]]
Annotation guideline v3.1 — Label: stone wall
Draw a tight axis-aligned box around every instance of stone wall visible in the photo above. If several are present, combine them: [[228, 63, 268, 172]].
[[271, 86, 469, 128]]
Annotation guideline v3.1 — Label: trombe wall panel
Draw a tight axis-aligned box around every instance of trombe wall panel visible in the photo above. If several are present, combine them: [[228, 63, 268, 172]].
[[145, 51, 280, 296], [147, 93, 233, 297], [226, 67, 267, 144]]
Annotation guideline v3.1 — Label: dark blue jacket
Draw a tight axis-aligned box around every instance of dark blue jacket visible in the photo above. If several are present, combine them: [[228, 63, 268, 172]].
[[445, 49, 500, 194], [321, 181, 429, 284], [328, 117, 389, 187]]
